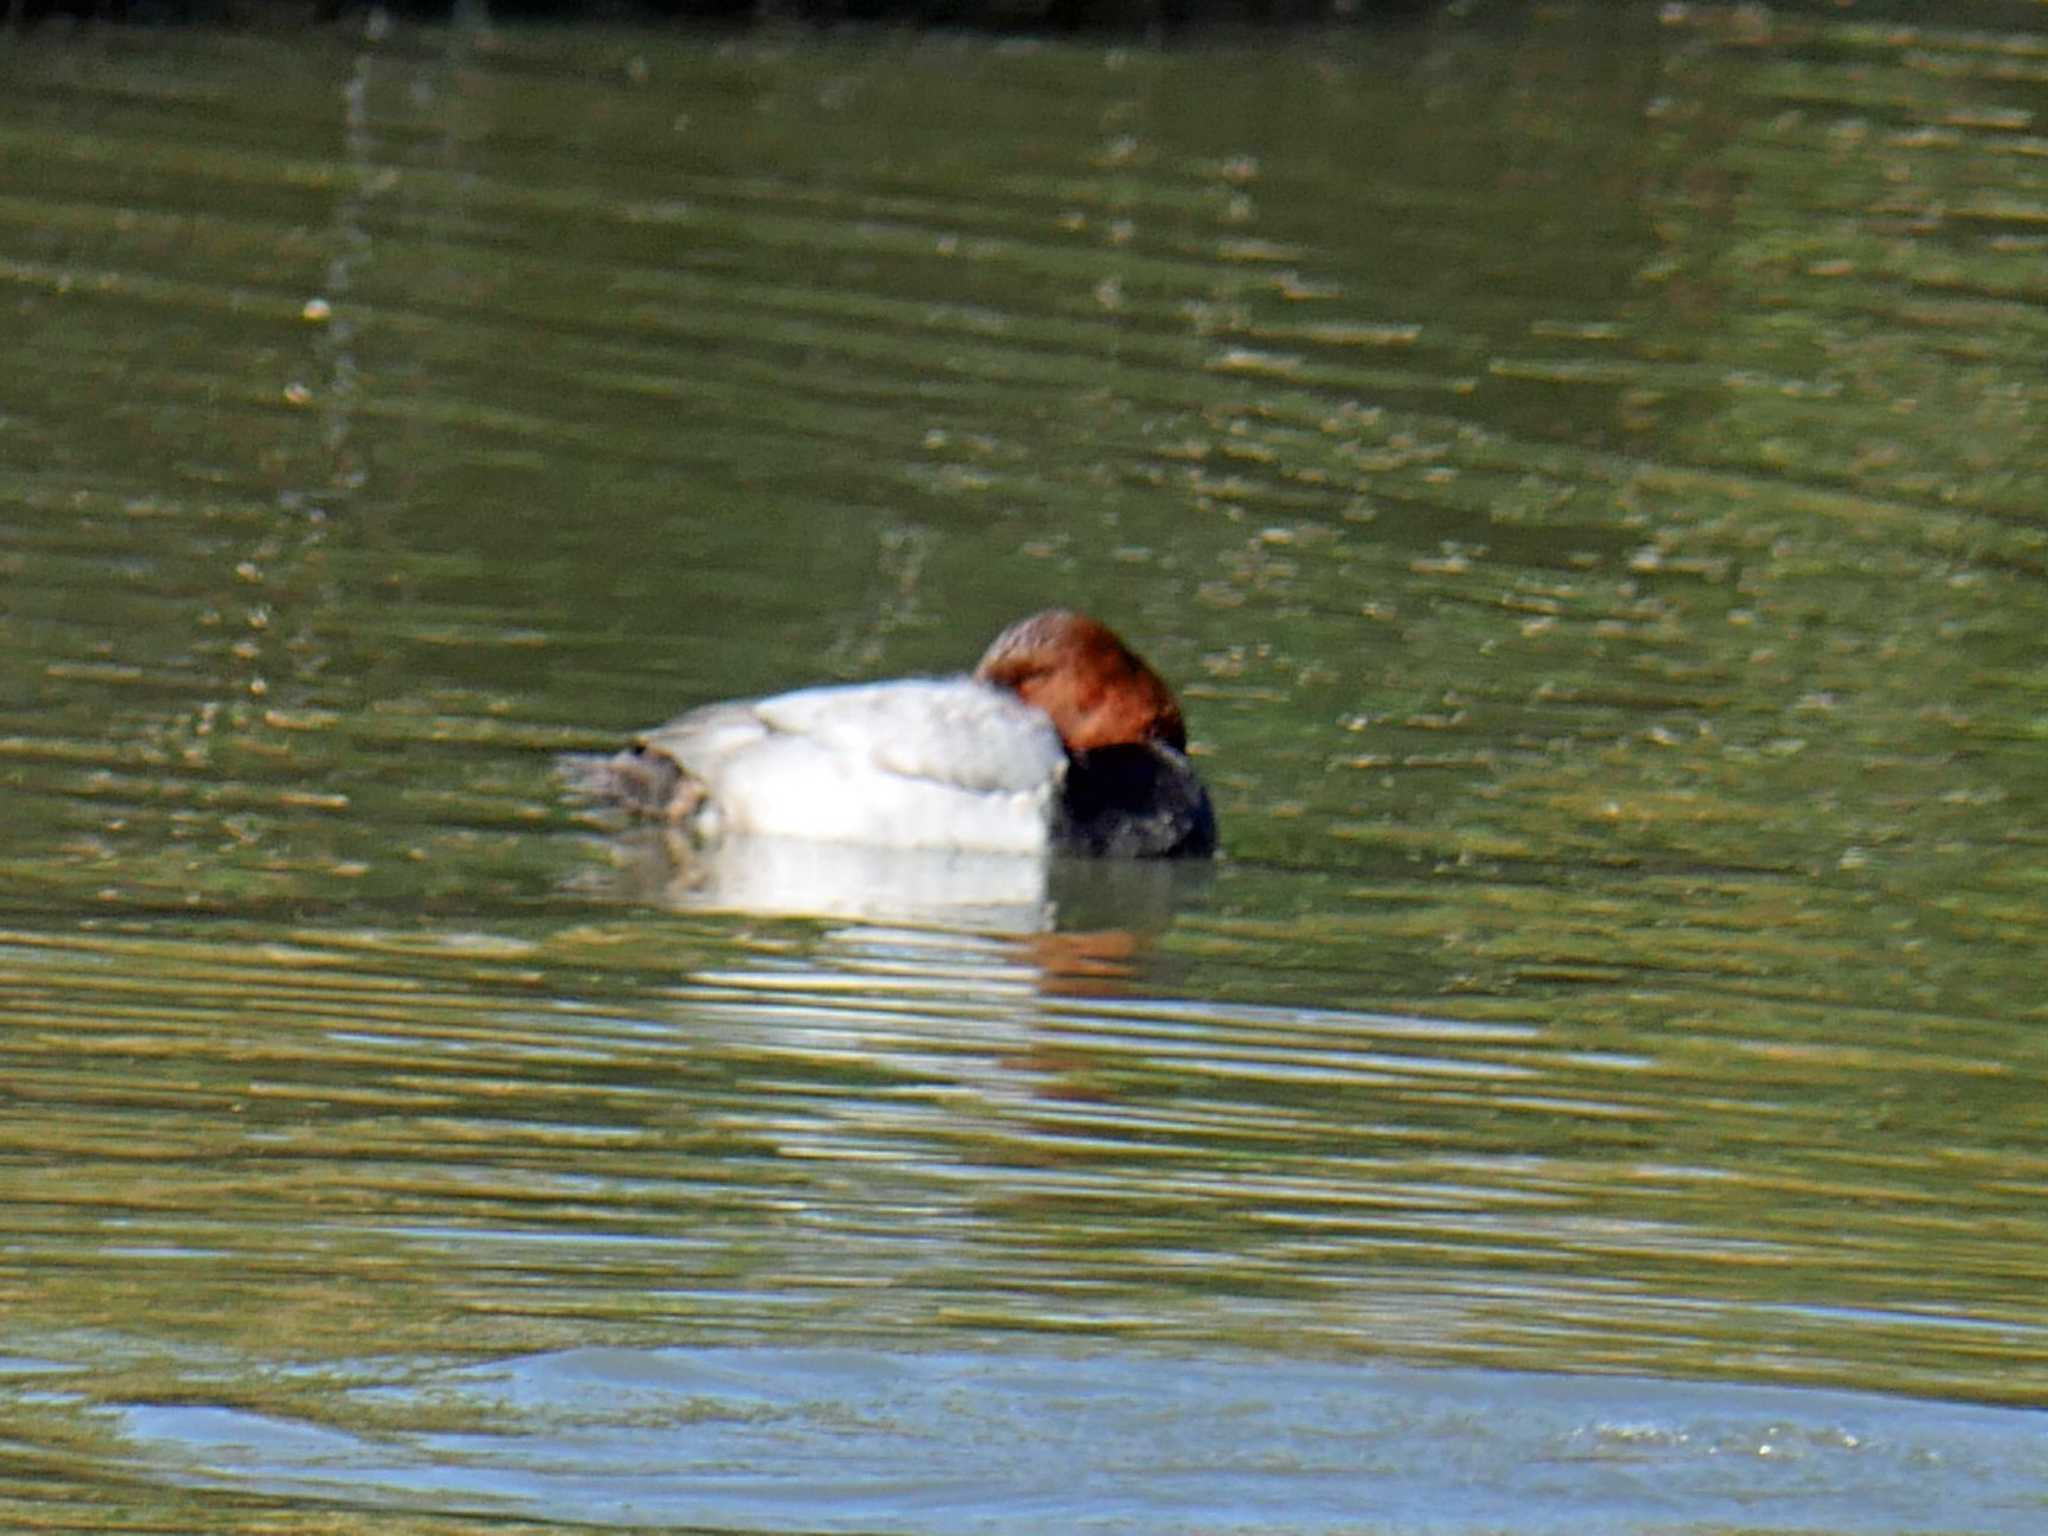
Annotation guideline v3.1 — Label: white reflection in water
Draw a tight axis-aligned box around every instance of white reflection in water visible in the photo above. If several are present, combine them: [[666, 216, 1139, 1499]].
[[116, 1345, 2048, 1535], [580, 826, 1218, 934], [646, 834, 1054, 929]]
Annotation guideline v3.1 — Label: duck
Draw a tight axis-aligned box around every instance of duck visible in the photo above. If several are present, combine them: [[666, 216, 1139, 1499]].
[[563, 610, 1215, 859]]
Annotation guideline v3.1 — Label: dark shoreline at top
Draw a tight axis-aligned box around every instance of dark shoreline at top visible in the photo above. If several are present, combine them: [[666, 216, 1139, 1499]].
[[7, 0, 1446, 38]]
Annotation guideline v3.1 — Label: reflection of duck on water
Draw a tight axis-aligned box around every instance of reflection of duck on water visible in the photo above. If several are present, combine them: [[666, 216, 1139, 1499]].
[[577, 824, 1214, 939], [563, 610, 1216, 861]]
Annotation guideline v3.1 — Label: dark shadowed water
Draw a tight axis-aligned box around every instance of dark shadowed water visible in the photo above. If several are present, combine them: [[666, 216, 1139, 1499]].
[[3, 5, 2047, 1532]]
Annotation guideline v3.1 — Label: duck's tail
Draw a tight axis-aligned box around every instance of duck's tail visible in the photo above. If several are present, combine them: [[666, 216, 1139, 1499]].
[[557, 745, 698, 822]]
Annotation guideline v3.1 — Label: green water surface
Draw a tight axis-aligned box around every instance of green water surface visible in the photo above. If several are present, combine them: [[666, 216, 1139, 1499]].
[[2, 5, 2046, 1529]]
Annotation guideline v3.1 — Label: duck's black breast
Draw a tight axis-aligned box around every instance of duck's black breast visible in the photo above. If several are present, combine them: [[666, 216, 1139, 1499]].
[[1055, 742, 1217, 859]]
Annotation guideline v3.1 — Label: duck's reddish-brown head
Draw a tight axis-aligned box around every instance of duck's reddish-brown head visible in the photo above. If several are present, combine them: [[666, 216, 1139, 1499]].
[[974, 610, 1188, 754]]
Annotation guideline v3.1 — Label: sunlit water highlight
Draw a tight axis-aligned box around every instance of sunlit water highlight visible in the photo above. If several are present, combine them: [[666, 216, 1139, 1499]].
[[107, 1346, 2048, 1534]]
